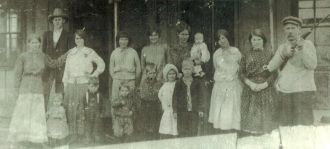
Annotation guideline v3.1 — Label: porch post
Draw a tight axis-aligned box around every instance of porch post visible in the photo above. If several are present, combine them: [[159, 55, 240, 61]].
[[269, 0, 275, 51], [114, 0, 118, 48]]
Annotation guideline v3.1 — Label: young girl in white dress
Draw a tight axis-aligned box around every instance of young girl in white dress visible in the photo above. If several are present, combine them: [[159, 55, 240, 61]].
[[158, 64, 179, 139]]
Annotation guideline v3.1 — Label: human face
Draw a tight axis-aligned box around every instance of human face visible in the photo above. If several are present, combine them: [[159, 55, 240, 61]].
[[75, 34, 85, 47], [194, 33, 204, 44], [52, 17, 64, 30], [119, 37, 129, 49], [178, 29, 189, 44], [218, 35, 230, 48], [119, 87, 130, 97], [29, 38, 41, 52], [167, 70, 177, 82], [284, 24, 301, 42], [53, 98, 62, 106], [146, 70, 157, 80], [149, 32, 159, 44], [250, 35, 264, 50], [182, 66, 193, 78], [88, 84, 99, 93]]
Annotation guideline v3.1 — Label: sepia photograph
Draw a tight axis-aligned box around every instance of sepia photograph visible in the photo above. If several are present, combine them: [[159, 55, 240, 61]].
[[0, 0, 330, 148]]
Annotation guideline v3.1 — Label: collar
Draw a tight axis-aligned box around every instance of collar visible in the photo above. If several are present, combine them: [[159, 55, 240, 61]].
[[70, 46, 91, 55], [182, 77, 193, 83], [53, 28, 63, 34], [252, 47, 264, 51]]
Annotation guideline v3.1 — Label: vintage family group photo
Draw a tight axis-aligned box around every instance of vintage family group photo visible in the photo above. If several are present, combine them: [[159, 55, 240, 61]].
[[0, 0, 330, 149]]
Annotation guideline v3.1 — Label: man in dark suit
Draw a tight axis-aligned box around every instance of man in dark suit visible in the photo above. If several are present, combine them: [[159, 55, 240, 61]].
[[43, 8, 73, 110]]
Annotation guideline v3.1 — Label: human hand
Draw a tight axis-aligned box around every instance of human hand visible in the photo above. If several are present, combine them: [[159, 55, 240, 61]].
[[283, 46, 296, 58], [254, 82, 268, 92], [245, 79, 257, 91]]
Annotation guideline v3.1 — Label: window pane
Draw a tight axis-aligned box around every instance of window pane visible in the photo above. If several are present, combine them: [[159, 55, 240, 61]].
[[299, 1, 313, 9], [11, 34, 17, 51], [316, 0, 330, 8], [9, 9, 18, 32], [299, 8, 314, 19]]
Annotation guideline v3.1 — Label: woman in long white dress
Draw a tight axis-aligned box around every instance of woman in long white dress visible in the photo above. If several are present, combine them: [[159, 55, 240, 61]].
[[208, 29, 242, 132], [8, 34, 48, 148]]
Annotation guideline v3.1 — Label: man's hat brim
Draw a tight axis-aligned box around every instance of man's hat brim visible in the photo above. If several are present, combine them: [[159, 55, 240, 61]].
[[48, 14, 68, 22]]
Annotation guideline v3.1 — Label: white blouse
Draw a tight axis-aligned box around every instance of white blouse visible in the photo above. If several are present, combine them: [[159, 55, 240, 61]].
[[62, 46, 105, 84]]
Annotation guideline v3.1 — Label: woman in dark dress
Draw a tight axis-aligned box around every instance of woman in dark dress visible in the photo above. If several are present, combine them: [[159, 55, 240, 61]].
[[240, 29, 278, 135], [167, 21, 192, 72]]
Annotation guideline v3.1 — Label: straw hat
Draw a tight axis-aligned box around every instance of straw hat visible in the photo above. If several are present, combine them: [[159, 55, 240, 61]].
[[48, 8, 68, 22]]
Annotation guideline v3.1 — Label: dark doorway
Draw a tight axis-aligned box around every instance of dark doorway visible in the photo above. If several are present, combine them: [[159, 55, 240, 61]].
[[68, 0, 111, 94]]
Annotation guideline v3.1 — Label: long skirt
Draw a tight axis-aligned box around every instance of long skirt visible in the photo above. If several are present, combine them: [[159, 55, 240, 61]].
[[63, 83, 88, 136], [241, 86, 278, 134], [8, 94, 48, 143], [208, 79, 242, 130]]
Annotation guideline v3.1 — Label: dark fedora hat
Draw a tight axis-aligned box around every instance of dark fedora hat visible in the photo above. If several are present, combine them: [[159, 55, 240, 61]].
[[48, 8, 68, 22]]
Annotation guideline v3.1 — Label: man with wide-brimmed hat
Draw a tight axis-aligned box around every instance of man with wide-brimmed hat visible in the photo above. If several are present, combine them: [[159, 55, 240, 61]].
[[265, 16, 317, 126], [42, 8, 74, 110]]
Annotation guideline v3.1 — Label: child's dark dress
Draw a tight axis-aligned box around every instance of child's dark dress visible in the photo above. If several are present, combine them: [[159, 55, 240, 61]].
[[139, 78, 162, 136], [176, 77, 209, 137], [83, 91, 103, 143]]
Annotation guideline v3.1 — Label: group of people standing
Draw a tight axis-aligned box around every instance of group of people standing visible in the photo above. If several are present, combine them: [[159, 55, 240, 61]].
[[6, 7, 317, 149]]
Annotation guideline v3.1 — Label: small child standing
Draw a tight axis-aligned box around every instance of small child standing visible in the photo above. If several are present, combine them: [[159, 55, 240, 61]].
[[190, 32, 210, 77], [158, 64, 185, 139], [83, 77, 103, 144], [112, 82, 135, 142], [47, 94, 69, 148], [139, 63, 162, 139]]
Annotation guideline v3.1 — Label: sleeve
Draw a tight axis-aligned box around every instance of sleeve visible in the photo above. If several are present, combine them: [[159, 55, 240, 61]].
[[173, 81, 187, 113], [109, 51, 115, 78], [133, 50, 141, 79], [212, 50, 218, 71], [300, 40, 317, 70], [267, 45, 286, 72], [91, 50, 106, 76], [265, 53, 278, 85], [14, 54, 24, 89], [157, 47, 167, 81], [234, 48, 242, 62], [140, 48, 146, 74], [62, 53, 70, 84], [239, 54, 249, 85], [201, 43, 210, 63], [55, 51, 69, 68], [158, 85, 164, 102]]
